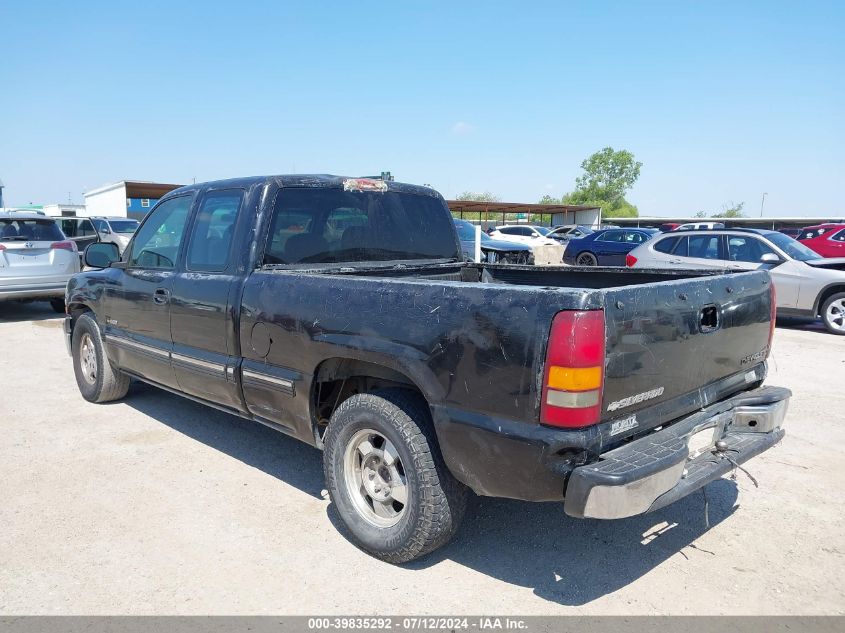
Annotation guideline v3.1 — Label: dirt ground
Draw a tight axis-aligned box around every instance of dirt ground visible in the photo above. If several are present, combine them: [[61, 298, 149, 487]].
[[1, 302, 843, 615]]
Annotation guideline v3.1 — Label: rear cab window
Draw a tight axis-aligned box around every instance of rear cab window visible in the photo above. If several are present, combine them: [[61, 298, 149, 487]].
[[263, 187, 458, 265], [0, 218, 65, 242]]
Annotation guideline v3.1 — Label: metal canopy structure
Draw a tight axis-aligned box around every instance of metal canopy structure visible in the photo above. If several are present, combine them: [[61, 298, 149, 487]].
[[446, 200, 601, 228], [605, 216, 845, 231]]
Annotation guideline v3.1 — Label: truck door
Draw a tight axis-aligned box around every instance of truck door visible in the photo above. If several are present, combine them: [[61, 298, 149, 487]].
[[103, 194, 193, 389], [169, 188, 245, 411]]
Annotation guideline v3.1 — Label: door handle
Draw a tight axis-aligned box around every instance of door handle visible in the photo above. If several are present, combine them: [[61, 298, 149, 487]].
[[153, 288, 170, 305]]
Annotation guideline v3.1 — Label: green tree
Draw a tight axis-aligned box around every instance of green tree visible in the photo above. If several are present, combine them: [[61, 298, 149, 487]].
[[455, 191, 501, 202], [695, 201, 745, 218], [574, 147, 641, 203], [556, 147, 642, 218]]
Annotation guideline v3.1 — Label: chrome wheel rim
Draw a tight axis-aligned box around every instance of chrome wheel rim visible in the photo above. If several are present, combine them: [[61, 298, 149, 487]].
[[826, 299, 845, 332], [343, 428, 408, 528], [79, 333, 98, 385], [577, 253, 597, 266]]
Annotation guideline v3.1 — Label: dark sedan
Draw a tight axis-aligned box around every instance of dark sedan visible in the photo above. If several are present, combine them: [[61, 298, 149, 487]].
[[454, 219, 533, 264], [562, 228, 659, 266]]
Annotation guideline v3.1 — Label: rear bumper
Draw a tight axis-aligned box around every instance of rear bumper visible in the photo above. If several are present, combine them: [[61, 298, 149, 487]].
[[0, 282, 67, 301], [563, 386, 789, 519]]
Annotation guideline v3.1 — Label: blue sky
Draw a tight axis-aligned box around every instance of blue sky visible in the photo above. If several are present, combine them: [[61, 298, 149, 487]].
[[2, 0, 843, 217]]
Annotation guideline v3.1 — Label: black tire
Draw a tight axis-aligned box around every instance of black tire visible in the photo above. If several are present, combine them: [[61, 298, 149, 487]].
[[49, 298, 66, 314], [72, 312, 130, 403], [821, 292, 845, 335], [323, 388, 468, 564], [576, 251, 598, 266]]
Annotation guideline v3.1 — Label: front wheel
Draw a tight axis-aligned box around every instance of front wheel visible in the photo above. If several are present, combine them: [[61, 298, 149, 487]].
[[576, 251, 598, 266], [72, 313, 131, 402], [323, 389, 467, 563], [821, 292, 845, 335]]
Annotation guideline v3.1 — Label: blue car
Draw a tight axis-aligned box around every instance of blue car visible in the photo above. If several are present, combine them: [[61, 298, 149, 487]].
[[562, 228, 659, 266]]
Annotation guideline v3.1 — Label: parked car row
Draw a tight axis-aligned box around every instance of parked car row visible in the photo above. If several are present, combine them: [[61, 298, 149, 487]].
[[0, 212, 139, 312]]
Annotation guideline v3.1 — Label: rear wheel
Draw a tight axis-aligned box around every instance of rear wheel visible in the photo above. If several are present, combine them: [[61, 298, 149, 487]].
[[821, 292, 845, 335], [323, 389, 467, 563], [72, 313, 130, 402], [49, 298, 66, 314], [576, 251, 598, 266]]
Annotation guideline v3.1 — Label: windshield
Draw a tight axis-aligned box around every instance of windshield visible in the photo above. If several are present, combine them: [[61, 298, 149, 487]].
[[264, 188, 459, 265], [766, 232, 820, 261], [0, 219, 64, 242], [109, 220, 140, 234], [534, 226, 551, 235], [454, 220, 492, 242]]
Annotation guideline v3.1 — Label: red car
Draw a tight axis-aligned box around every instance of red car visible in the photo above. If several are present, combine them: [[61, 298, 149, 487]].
[[798, 223, 845, 258]]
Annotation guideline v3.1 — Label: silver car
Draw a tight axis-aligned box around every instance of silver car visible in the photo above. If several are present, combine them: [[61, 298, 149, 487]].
[[626, 228, 845, 335], [91, 216, 140, 254], [0, 212, 80, 312]]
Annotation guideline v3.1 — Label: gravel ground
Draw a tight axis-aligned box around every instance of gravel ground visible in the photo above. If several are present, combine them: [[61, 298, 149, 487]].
[[1, 302, 843, 615]]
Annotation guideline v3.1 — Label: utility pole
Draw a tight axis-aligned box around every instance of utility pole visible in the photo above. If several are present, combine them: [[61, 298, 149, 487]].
[[760, 192, 768, 217]]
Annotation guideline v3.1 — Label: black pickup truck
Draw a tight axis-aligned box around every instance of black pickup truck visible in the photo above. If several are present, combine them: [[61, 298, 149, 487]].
[[65, 175, 789, 563]]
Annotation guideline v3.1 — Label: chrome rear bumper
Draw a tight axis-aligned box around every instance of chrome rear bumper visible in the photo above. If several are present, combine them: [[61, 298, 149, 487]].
[[564, 386, 790, 519]]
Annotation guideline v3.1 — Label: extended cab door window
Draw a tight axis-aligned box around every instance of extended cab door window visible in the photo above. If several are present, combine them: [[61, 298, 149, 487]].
[[186, 190, 242, 271]]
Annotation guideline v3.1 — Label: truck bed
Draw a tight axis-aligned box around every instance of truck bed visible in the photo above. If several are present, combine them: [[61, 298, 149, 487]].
[[243, 261, 773, 453]]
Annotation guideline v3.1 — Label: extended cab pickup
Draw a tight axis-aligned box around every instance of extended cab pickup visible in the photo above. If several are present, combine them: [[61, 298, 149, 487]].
[[65, 175, 789, 563]]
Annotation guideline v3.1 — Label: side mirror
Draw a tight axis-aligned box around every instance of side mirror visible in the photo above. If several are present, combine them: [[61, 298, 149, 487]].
[[760, 253, 783, 266], [84, 242, 120, 268]]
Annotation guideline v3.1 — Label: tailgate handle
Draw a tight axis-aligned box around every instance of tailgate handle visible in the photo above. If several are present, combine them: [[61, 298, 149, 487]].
[[700, 304, 720, 333]]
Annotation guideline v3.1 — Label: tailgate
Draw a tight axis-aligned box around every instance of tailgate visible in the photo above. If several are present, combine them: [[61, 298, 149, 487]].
[[600, 270, 773, 426]]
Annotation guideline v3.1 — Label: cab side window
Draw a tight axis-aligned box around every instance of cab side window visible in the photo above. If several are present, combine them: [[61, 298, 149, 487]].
[[186, 190, 243, 271], [727, 236, 775, 262], [128, 196, 192, 269], [597, 230, 623, 242], [688, 235, 721, 259], [654, 236, 679, 254], [831, 229, 845, 243]]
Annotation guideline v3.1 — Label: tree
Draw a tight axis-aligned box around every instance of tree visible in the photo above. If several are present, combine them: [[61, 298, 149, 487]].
[[553, 147, 642, 218], [455, 191, 501, 202], [574, 147, 642, 205], [695, 201, 745, 218]]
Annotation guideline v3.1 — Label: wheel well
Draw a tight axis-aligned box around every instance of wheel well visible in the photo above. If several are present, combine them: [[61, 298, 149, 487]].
[[311, 358, 425, 442], [67, 303, 92, 330], [815, 285, 845, 316]]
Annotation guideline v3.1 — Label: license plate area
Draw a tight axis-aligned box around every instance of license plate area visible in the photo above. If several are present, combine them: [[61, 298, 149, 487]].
[[686, 425, 718, 459]]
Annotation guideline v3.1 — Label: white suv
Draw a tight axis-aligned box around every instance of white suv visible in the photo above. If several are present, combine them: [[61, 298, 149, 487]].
[[0, 212, 80, 312]]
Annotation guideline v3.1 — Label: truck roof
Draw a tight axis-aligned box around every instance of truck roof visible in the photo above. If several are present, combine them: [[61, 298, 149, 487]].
[[165, 174, 438, 200]]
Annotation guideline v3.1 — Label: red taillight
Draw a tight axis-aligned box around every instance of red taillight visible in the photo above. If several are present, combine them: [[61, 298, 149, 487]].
[[541, 310, 605, 428], [0, 244, 5, 251], [50, 241, 77, 252], [625, 254, 637, 267], [767, 283, 777, 354]]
